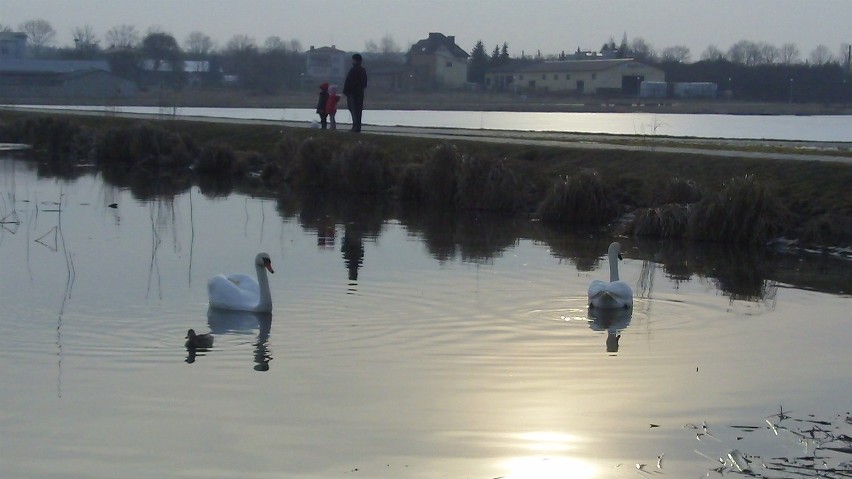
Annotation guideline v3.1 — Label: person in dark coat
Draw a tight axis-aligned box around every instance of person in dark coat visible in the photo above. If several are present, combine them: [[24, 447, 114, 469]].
[[316, 82, 330, 129], [342, 53, 368, 132]]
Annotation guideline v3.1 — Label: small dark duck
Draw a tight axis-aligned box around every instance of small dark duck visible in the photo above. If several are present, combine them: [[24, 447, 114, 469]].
[[185, 329, 214, 349]]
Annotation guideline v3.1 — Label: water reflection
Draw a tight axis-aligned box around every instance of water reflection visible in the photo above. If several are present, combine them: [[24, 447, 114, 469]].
[[588, 307, 633, 354], [11, 155, 851, 301], [207, 308, 273, 371]]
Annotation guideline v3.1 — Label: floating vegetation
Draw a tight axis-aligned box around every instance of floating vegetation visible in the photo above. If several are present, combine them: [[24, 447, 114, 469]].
[[676, 408, 852, 478]]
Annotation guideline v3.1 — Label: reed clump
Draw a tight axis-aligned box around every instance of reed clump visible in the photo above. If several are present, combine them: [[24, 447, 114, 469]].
[[624, 204, 690, 238], [2, 117, 91, 163], [456, 155, 525, 212], [686, 175, 787, 245], [537, 170, 617, 224], [420, 143, 462, 207], [194, 144, 238, 176], [96, 123, 195, 171], [654, 177, 704, 205], [293, 137, 334, 188], [335, 142, 392, 194]]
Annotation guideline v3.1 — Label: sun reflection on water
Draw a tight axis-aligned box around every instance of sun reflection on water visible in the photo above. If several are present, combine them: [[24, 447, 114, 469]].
[[501, 432, 598, 479]]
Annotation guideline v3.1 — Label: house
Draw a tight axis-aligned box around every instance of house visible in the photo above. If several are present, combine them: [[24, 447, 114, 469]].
[[140, 59, 221, 87], [406, 32, 469, 89], [305, 45, 348, 85], [0, 32, 28, 59], [0, 62, 137, 99], [484, 58, 664, 95], [0, 31, 137, 100]]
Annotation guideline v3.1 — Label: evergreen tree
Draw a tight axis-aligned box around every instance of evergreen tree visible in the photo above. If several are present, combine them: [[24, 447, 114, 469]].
[[468, 40, 488, 83], [500, 42, 510, 64], [491, 45, 500, 65]]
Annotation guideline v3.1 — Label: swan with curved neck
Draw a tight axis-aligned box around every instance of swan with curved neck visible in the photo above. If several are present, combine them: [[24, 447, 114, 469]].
[[588, 242, 633, 309], [208, 253, 274, 312]]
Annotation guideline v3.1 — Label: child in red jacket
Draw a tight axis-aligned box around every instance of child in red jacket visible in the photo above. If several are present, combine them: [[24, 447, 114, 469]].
[[326, 84, 341, 130]]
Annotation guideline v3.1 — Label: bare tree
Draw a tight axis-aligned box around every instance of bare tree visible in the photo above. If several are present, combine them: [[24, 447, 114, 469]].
[[71, 25, 99, 50], [286, 39, 302, 53], [0, 23, 12, 33], [700, 45, 725, 61], [779, 43, 800, 65], [661, 45, 691, 63], [185, 31, 214, 56], [809, 44, 833, 65], [758, 42, 779, 64], [839, 43, 851, 68], [263, 35, 286, 52], [379, 34, 400, 54], [106, 24, 140, 49], [18, 19, 56, 53], [629, 37, 655, 62], [364, 38, 379, 53], [225, 34, 257, 52]]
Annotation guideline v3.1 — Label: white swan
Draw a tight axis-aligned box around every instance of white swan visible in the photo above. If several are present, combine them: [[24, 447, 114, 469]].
[[208, 253, 274, 312], [588, 242, 633, 309]]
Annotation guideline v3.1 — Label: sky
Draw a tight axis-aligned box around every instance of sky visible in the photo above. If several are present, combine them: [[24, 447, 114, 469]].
[[2, 0, 851, 60]]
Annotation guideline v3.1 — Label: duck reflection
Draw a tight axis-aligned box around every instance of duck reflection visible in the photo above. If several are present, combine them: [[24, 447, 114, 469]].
[[588, 307, 632, 354], [207, 307, 273, 371]]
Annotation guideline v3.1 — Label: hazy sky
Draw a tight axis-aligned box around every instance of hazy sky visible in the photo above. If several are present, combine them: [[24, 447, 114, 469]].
[[3, 0, 850, 60]]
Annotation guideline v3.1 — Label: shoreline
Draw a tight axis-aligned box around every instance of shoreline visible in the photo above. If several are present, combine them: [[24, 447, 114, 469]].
[[1, 108, 850, 252], [3, 89, 852, 116]]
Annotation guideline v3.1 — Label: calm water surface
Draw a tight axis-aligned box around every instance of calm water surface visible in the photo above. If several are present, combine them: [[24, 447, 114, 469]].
[[11, 104, 852, 142], [1, 157, 850, 478]]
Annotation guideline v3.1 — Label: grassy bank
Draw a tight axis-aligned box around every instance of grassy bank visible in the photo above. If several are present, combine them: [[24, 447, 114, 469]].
[[1, 109, 850, 249]]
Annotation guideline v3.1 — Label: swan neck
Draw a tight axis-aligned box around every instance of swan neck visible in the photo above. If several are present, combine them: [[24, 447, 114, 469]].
[[256, 264, 272, 311], [609, 250, 620, 282]]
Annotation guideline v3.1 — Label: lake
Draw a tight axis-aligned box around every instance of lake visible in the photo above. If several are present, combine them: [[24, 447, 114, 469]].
[[9, 104, 852, 142], [1, 155, 851, 478]]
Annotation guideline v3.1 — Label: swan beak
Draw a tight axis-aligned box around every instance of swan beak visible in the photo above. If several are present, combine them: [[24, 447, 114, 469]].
[[263, 259, 274, 274], [618, 253, 623, 260]]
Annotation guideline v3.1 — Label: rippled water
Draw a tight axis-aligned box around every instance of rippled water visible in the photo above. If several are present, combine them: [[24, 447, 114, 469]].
[[10, 104, 852, 141], [1, 156, 850, 478]]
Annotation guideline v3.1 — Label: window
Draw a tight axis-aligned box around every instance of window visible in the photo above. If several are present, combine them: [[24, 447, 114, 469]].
[[566, 74, 571, 80], [446, 61, 453, 67], [519, 75, 524, 80], [554, 74, 559, 80], [541, 74, 546, 80], [592, 73, 597, 79]]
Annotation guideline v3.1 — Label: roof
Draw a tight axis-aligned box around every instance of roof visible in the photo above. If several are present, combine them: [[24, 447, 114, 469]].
[[0, 59, 110, 74], [409, 32, 468, 59], [307, 46, 347, 54], [486, 58, 658, 75], [0, 32, 28, 41]]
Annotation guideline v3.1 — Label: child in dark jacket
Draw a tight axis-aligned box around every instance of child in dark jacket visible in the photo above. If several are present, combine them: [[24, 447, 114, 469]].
[[316, 82, 330, 129]]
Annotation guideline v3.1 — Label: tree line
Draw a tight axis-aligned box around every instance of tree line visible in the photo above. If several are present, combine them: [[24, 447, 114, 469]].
[[4, 20, 850, 102]]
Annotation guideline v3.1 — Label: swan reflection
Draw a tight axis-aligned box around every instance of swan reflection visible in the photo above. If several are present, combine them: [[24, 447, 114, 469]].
[[207, 308, 273, 371], [588, 307, 632, 354]]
